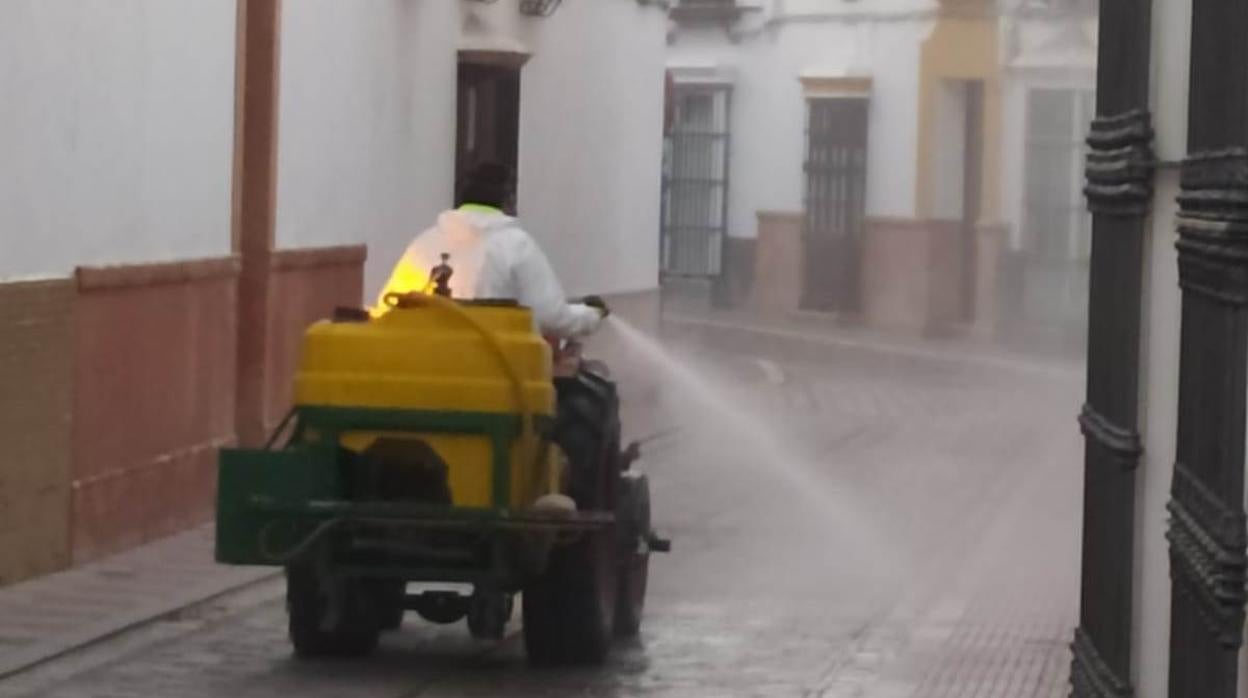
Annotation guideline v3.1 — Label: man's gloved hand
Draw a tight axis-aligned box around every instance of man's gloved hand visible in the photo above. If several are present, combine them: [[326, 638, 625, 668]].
[[582, 295, 610, 318]]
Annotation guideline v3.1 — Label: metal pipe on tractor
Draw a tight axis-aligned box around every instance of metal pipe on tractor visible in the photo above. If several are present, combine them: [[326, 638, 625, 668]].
[[214, 254, 669, 665]]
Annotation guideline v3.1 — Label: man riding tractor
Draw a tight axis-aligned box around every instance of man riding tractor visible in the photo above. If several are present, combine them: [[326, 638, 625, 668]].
[[353, 161, 661, 661], [374, 161, 610, 343]]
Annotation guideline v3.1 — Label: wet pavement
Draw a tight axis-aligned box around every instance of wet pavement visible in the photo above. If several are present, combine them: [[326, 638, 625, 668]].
[[0, 333, 1083, 698]]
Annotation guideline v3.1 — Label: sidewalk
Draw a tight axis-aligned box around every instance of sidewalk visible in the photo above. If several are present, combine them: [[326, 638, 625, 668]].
[[0, 524, 273, 680]]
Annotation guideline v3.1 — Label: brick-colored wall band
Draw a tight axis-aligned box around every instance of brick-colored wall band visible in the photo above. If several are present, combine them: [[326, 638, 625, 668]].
[[270, 244, 368, 272], [76, 256, 242, 293]]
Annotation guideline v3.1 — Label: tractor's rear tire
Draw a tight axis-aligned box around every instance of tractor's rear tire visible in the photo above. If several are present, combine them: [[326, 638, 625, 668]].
[[522, 531, 618, 666], [614, 471, 652, 637], [467, 592, 514, 640], [614, 552, 649, 638], [524, 368, 621, 665], [375, 580, 406, 631], [286, 565, 382, 658]]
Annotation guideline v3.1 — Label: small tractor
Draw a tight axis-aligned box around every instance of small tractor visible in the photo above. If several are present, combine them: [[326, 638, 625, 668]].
[[215, 290, 668, 665]]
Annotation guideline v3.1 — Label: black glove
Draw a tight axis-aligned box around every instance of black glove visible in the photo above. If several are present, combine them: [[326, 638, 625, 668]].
[[581, 295, 610, 317]]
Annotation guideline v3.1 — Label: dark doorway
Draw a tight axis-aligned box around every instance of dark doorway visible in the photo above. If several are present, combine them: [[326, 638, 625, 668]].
[[801, 98, 868, 314], [455, 61, 520, 211]]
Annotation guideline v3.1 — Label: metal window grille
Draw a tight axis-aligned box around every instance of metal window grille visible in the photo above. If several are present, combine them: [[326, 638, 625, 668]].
[[801, 97, 868, 312], [661, 86, 731, 277]]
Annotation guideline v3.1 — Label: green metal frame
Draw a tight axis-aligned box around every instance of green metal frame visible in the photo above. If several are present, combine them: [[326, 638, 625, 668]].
[[214, 404, 594, 570]]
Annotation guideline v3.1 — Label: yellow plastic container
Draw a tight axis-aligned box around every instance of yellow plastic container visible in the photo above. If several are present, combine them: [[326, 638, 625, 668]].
[[294, 301, 555, 509]]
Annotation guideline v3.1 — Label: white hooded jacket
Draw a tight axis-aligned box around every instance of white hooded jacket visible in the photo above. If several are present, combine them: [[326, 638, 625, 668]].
[[377, 208, 603, 338]]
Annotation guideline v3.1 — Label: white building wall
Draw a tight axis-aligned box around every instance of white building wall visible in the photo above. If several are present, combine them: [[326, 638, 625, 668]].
[[514, 1, 667, 296], [0, 0, 237, 281], [668, 14, 930, 241], [1134, 168, 1181, 698], [279, 1, 666, 299], [1133, 0, 1191, 695], [275, 0, 459, 297]]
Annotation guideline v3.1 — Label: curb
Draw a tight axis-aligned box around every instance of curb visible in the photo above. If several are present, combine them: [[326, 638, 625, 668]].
[[0, 569, 279, 681]]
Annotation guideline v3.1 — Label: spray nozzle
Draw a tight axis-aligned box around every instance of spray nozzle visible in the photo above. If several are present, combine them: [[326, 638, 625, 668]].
[[621, 427, 681, 470], [430, 253, 454, 298]]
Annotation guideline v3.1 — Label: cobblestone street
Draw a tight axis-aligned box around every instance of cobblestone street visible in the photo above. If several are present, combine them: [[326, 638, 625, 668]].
[[0, 327, 1084, 698]]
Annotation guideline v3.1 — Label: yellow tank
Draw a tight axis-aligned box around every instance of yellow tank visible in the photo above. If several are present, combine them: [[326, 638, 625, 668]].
[[294, 299, 555, 509]]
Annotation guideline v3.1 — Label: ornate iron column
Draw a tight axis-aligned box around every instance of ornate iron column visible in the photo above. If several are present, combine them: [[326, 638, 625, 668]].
[[1166, 3, 1248, 689], [1070, 1, 1153, 696]]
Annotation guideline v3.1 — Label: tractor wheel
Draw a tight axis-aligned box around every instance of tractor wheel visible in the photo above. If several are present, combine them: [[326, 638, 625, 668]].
[[522, 530, 618, 665], [286, 564, 382, 658], [614, 553, 649, 637], [375, 580, 406, 632], [615, 471, 652, 637], [524, 368, 621, 665], [467, 592, 514, 640]]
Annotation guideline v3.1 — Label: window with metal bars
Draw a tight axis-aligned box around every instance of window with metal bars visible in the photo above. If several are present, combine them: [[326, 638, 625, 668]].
[[661, 86, 730, 277]]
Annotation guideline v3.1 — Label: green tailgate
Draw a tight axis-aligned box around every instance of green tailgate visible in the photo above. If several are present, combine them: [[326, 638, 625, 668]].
[[215, 447, 339, 565]]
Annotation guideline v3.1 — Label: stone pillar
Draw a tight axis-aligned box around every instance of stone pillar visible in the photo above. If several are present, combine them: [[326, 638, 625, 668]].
[[972, 221, 1007, 340], [233, 0, 283, 447], [750, 211, 804, 315], [0, 280, 74, 584], [861, 217, 963, 336]]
